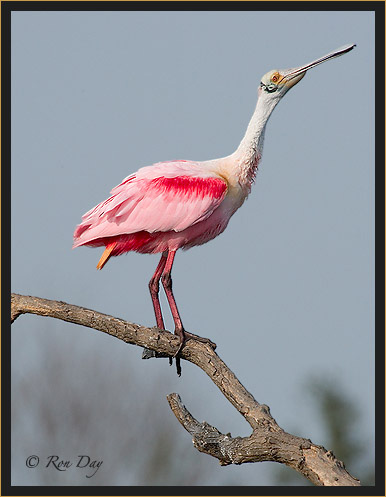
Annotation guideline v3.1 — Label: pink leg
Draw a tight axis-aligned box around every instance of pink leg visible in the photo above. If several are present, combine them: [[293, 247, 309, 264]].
[[151, 250, 217, 376], [143, 252, 171, 362], [149, 252, 167, 329], [161, 250, 184, 335], [161, 250, 184, 375], [161, 250, 217, 349]]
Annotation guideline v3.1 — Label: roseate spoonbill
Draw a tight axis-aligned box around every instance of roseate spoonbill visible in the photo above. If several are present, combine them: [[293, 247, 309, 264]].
[[74, 43, 355, 375]]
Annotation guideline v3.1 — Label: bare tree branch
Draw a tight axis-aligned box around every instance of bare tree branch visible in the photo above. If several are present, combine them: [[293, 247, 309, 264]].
[[11, 293, 361, 486], [166, 393, 360, 486]]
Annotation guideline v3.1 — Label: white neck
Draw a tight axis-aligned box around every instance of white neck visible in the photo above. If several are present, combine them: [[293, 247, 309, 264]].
[[231, 94, 280, 187]]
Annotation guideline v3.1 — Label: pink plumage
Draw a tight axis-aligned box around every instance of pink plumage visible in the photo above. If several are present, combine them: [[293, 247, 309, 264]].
[[73, 161, 229, 259], [73, 44, 355, 374]]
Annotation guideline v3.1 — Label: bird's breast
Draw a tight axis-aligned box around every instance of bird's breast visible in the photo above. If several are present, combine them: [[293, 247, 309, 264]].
[[217, 175, 250, 215], [211, 156, 255, 208]]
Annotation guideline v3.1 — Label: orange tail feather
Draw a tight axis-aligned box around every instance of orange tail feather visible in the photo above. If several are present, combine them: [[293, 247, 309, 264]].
[[96, 243, 117, 270]]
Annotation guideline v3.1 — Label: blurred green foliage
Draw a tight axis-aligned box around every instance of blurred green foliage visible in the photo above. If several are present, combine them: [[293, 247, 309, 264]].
[[273, 377, 375, 486]]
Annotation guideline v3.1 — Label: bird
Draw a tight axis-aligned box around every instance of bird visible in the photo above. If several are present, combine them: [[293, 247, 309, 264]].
[[73, 43, 355, 375]]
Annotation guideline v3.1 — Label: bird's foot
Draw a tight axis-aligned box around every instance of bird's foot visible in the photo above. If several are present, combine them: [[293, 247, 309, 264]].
[[142, 329, 215, 377], [170, 328, 216, 377], [181, 330, 217, 350], [173, 328, 217, 357]]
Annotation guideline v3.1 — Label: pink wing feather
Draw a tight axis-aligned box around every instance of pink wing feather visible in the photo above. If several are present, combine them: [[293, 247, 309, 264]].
[[73, 161, 228, 248]]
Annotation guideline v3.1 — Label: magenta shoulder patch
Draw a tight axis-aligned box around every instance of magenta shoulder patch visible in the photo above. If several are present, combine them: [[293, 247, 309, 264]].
[[150, 175, 227, 199]]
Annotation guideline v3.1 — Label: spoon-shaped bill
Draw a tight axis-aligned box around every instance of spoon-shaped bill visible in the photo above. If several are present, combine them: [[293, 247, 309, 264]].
[[287, 43, 356, 78]]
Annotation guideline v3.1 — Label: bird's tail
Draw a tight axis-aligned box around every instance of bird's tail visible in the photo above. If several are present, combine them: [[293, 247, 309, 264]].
[[96, 242, 117, 270]]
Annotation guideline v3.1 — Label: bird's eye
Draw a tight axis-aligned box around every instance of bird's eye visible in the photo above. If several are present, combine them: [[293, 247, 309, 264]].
[[271, 73, 280, 83]]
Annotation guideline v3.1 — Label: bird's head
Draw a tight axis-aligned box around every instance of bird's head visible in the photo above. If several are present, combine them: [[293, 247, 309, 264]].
[[258, 43, 356, 101]]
